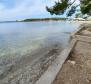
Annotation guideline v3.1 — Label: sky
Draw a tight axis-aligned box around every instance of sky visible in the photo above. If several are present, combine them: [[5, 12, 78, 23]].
[[0, 0, 80, 21]]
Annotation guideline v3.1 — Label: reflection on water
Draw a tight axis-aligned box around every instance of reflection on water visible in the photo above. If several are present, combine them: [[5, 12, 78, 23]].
[[0, 21, 80, 58], [0, 21, 81, 63], [0, 21, 81, 82]]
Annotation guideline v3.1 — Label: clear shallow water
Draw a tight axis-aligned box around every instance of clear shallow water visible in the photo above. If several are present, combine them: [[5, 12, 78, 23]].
[[0, 21, 80, 59]]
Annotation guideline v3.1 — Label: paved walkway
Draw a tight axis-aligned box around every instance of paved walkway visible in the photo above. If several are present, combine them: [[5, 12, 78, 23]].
[[53, 24, 91, 84]]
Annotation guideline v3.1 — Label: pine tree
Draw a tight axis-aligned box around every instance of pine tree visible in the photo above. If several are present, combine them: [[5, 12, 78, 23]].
[[46, 0, 91, 17]]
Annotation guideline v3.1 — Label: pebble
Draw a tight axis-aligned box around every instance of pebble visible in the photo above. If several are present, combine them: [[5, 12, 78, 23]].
[[68, 60, 76, 65]]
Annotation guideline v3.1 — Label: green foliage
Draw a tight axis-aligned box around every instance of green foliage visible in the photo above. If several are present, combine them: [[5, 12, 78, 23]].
[[75, 13, 82, 18], [46, 0, 69, 15], [80, 0, 91, 15], [46, 0, 91, 17], [67, 6, 77, 16], [23, 18, 67, 22]]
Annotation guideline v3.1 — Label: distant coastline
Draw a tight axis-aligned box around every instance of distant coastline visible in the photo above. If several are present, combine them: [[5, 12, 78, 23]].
[[0, 21, 18, 23], [0, 18, 67, 23], [0, 17, 91, 23], [22, 18, 67, 22]]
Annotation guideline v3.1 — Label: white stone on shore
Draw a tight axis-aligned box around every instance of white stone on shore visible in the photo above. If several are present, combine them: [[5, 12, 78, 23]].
[[68, 60, 76, 65]]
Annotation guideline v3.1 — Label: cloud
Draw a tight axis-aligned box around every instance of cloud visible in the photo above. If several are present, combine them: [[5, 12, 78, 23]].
[[0, 0, 58, 21], [0, 0, 80, 21]]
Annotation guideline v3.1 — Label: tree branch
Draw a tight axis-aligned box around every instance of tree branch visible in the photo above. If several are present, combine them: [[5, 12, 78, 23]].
[[68, 0, 77, 8]]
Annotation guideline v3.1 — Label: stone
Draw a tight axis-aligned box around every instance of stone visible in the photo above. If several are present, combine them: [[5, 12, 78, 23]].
[[68, 60, 76, 65]]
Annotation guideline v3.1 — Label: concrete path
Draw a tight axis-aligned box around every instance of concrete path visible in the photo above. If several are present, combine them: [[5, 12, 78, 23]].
[[36, 39, 76, 84]]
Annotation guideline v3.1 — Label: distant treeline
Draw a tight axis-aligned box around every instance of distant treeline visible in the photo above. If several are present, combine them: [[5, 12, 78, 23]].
[[22, 18, 67, 22]]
